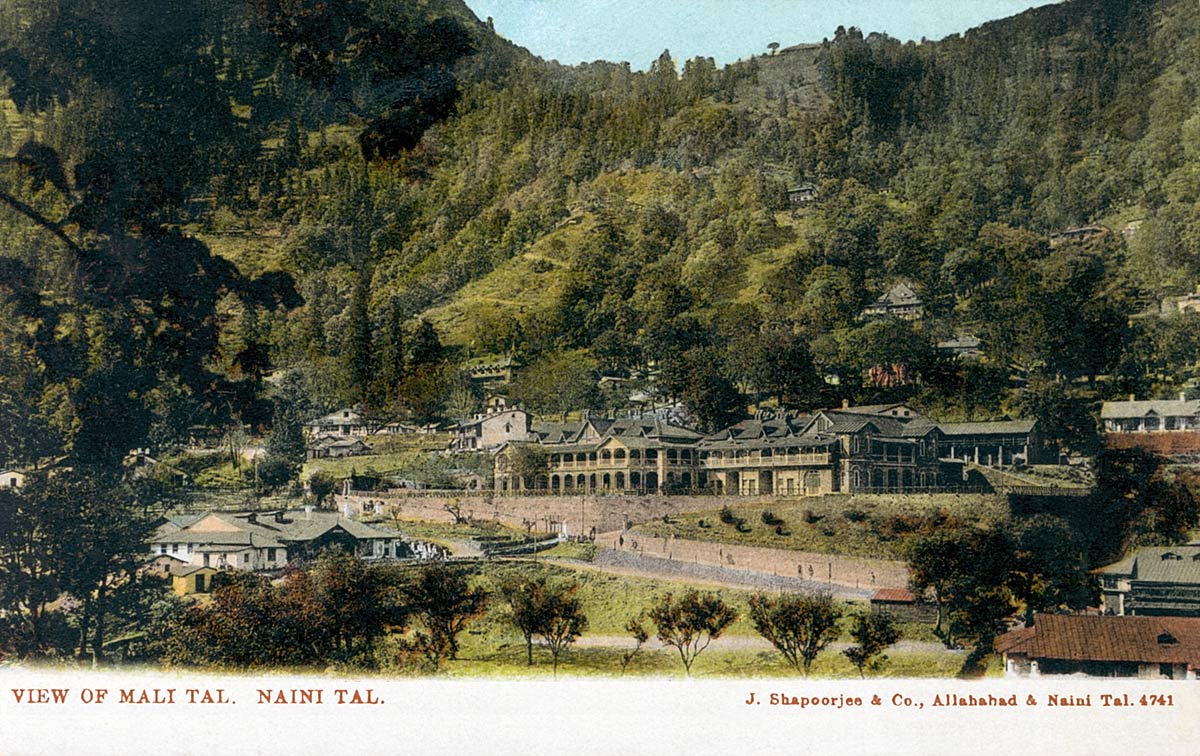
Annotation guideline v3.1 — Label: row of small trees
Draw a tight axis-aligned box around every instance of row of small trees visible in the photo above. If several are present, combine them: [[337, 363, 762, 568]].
[[499, 580, 899, 678], [160, 558, 900, 677]]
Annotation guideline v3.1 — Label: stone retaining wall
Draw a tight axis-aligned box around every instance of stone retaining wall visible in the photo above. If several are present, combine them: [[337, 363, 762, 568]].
[[335, 492, 732, 535], [601, 531, 909, 591], [336, 490, 913, 590]]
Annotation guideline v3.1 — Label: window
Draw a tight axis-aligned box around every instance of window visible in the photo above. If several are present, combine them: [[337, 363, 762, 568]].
[[268, 548, 277, 562], [195, 574, 205, 592], [171, 543, 179, 554]]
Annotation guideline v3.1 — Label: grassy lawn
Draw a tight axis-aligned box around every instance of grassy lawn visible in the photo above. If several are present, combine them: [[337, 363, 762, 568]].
[[538, 540, 599, 561], [464, 560, 937, 643], [373, 559, 964, 678], [301, 435, 484, 486], [303, 450, 428, 480], [429, 644, 967, 679], [632, 494, 1009, 560]]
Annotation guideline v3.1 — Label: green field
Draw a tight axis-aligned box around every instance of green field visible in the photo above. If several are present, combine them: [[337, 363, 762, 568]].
[[373, 559, 965, 678], [632, 494, 1009, 559], [301, 434, 477, 485]]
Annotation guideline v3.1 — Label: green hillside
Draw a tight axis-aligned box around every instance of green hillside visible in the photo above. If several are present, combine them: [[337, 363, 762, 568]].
[[4, 0, 1200, 461]]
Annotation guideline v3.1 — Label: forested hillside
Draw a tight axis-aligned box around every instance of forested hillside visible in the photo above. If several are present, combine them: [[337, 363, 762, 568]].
[[3, 0, 1200, 465]]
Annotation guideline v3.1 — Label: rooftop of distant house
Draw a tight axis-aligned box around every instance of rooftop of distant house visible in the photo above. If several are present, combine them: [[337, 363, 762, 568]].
[[1100, 397, 1200, 419]]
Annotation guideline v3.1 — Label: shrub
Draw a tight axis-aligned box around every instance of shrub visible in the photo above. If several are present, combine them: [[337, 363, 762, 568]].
[[735, 520, 752, 533], [775, 526, 792, 536], [761, 510, 784, 526], [803, 509, 822, 524], [719, 506, 737, 525], [843, 507, 868, 523]]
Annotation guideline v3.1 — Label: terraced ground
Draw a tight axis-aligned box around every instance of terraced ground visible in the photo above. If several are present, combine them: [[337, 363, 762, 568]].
[[632, 493, 1009, 559]]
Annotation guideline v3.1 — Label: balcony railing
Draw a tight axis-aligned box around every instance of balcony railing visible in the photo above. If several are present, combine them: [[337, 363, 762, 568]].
[[701, 453, 831, 469]]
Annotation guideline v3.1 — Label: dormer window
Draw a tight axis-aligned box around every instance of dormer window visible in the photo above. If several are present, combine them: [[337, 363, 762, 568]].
[[1157, 632, 1178, 645], [1162, 553, 1182, 561]]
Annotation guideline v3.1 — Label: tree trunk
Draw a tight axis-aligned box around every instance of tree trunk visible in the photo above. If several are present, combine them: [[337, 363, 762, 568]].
[[91, 584, 107, 664], [525, 635, 533, 666], [77, 597, 92, 658]]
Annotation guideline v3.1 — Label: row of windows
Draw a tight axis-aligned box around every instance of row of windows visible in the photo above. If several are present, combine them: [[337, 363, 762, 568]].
[[547, 447, 833, 465]]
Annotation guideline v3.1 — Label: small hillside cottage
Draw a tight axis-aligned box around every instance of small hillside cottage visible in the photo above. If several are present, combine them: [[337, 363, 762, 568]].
[[307, 435, 372, 459], [868, 588, 936, 622], [448, 400, 534, 452], [305, 407, 370, 437], [861, 282, 923, 320], [1096, 545, 1200, 617], [997, 614, 1200, 679], [169, 564, 221, 596], [0, 469, 26, 490], [1101, 396, 1200, 460]]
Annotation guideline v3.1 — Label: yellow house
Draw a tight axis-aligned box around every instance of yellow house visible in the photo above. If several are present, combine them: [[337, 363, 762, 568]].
[[169, 564, 220, 596]]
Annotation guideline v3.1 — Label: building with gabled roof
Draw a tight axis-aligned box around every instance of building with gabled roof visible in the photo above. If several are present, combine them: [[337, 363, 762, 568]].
[[305, 407, 370, 437], [1096, 545, 1200, 617], [493, 403, 990, 496], [494, 415, 704, 494], [0, 469, 26, 491], [1101, 395, 1200, 460], [147, 508, 402, 571], [938, 419, 1043, 466], [936, 334, 984, 360], [997, 613, 1200, 679], [448, 399, 534, 452], [861, 282, 923, 320]]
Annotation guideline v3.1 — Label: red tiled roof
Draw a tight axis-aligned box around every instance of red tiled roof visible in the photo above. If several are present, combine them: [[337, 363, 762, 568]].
[[997, 614, 1200, 666], [871, 588, 916, 603]]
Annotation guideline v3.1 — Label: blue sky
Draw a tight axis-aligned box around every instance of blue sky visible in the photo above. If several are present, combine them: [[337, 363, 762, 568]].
[[465, 1, 1061, 69]]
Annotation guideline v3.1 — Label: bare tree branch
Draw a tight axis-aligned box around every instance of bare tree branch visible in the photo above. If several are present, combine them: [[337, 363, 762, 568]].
[[0, 188, 84, 257]]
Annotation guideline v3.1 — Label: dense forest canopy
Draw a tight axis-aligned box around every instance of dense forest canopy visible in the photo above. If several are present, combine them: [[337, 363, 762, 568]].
[[1, 0, 1199, 463]]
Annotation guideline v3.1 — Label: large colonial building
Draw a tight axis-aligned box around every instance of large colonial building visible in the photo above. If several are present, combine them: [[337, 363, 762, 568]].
[[493, 403, 1039, 496], [494, 416, 705, 494]]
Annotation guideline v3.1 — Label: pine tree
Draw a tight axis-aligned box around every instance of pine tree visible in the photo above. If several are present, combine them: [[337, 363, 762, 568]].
[[377, 298, 407, 403], [407, 318, 443, 369], [346, 276, 375, 403]]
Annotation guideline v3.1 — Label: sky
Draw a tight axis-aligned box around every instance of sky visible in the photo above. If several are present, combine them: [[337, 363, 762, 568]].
[[464, 1, 1062, 69]]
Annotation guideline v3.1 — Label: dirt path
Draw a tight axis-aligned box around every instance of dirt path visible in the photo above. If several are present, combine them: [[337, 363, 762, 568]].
[[574, 634, 955, 654]]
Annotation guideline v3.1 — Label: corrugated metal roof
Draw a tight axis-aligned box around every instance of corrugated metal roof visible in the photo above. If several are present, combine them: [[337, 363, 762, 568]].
[[871, 588, 917, 603], [1101, 399, 1200, 419], [1097, 546, 1200, 583], [998, 614, 1200, 665], [939, 420, 1036, 436]]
